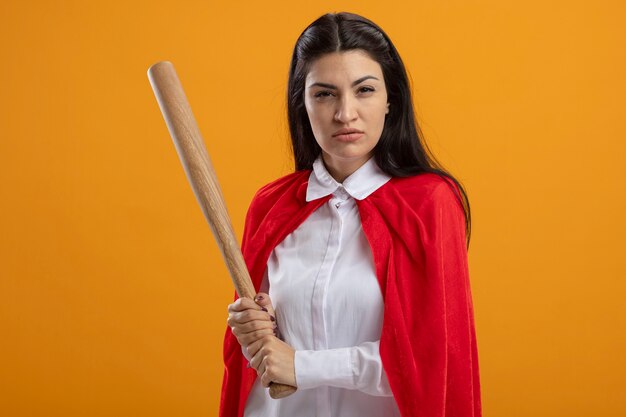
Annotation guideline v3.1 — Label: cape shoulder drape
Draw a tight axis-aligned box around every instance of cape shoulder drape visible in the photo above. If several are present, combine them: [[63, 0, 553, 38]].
[[219, 169, 481, 417]]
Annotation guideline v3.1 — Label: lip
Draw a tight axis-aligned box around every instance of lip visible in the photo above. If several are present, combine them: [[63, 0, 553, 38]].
[[334, 132, 364, 142], [332, 128, 364, 137]]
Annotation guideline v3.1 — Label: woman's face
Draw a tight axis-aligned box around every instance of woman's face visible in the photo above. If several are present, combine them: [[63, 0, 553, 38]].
[[303, 49, 389, 175]]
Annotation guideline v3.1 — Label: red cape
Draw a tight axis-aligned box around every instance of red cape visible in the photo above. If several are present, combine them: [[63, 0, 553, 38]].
[[220, 169, 481, 417]]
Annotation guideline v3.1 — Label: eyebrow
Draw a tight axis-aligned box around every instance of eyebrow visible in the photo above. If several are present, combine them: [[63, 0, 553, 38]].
[[307, 75, 380, 89]]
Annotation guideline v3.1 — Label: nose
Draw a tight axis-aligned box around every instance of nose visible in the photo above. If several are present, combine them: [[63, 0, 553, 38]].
[[334, 95, 358, 123]]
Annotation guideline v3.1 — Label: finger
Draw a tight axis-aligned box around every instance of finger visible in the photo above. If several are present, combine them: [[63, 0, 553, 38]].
[[261, 364, 274, 388], [254, 293, 276, 320], [227, 309, 272, 329], [246, 334, 275, 360], [228, 297, 264, 313], [228, 312, 276, 338], [233, 309, 273, 324], [233, 324, 273, 339], [249, 350, 260, 372], [234, 319, 276, 336], [232, 321, 273, 338], [239, 328, 275, 346], [246, 338, 264, 360], [251, 350, 267, 376]]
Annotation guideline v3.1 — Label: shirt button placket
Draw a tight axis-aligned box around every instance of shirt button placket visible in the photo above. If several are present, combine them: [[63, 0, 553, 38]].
[[311, 194, 345, 417]]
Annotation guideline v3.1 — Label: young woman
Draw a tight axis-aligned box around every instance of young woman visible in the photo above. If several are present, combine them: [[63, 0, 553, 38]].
[[221, 12, 481, 417]]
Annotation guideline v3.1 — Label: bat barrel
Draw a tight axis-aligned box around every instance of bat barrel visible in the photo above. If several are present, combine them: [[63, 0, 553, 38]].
[[147, 61, 296, 399], [147, 60, 256, 299]]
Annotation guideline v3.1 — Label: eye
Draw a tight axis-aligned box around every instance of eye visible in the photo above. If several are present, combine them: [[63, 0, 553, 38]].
[[358, 86, 375, 94], [314, 90, 334, 98]]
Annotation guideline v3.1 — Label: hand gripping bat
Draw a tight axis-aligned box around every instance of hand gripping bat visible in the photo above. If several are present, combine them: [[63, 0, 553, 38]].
[[147, 61, 296, 399]]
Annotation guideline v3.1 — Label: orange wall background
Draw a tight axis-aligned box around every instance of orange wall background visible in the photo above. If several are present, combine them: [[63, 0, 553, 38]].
[[1, 1, 625, 415]]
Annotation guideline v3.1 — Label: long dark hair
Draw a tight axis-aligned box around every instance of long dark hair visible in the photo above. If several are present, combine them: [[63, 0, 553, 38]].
[[286, 12, 472, 248]]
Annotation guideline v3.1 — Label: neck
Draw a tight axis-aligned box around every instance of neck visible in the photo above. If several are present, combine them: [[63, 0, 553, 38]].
[[322, 152, 372, 183]]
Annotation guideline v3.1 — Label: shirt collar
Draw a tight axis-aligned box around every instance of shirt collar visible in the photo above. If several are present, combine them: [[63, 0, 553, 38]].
[[306, 154, 392, 202]]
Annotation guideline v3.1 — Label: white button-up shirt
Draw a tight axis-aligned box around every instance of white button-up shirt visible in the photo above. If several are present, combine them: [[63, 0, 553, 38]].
[[243, 155, 402, 417]]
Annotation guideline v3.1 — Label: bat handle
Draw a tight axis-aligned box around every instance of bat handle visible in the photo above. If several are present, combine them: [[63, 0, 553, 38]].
[[248, 293, 297, 400], [249, 292, 296, 398], [244, 291, 296, 398], [269, 382, 297, 399]]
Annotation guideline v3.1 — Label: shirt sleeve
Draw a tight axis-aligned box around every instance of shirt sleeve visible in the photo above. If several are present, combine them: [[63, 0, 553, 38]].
[[294, 340, 394, 396]]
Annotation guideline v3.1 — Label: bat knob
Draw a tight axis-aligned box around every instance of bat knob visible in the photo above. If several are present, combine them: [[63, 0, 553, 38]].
[[269, 382, 297, 399]]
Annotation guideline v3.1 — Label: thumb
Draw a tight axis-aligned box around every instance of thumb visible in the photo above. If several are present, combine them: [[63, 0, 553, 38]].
[[254, 292, 276, 320]]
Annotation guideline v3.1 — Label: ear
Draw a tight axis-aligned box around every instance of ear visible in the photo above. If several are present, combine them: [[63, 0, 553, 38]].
[[386, 102, 390, 114]]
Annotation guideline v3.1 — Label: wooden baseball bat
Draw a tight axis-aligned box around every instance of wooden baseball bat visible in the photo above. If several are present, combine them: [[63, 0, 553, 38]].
[[147, 60, 296, 399]]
